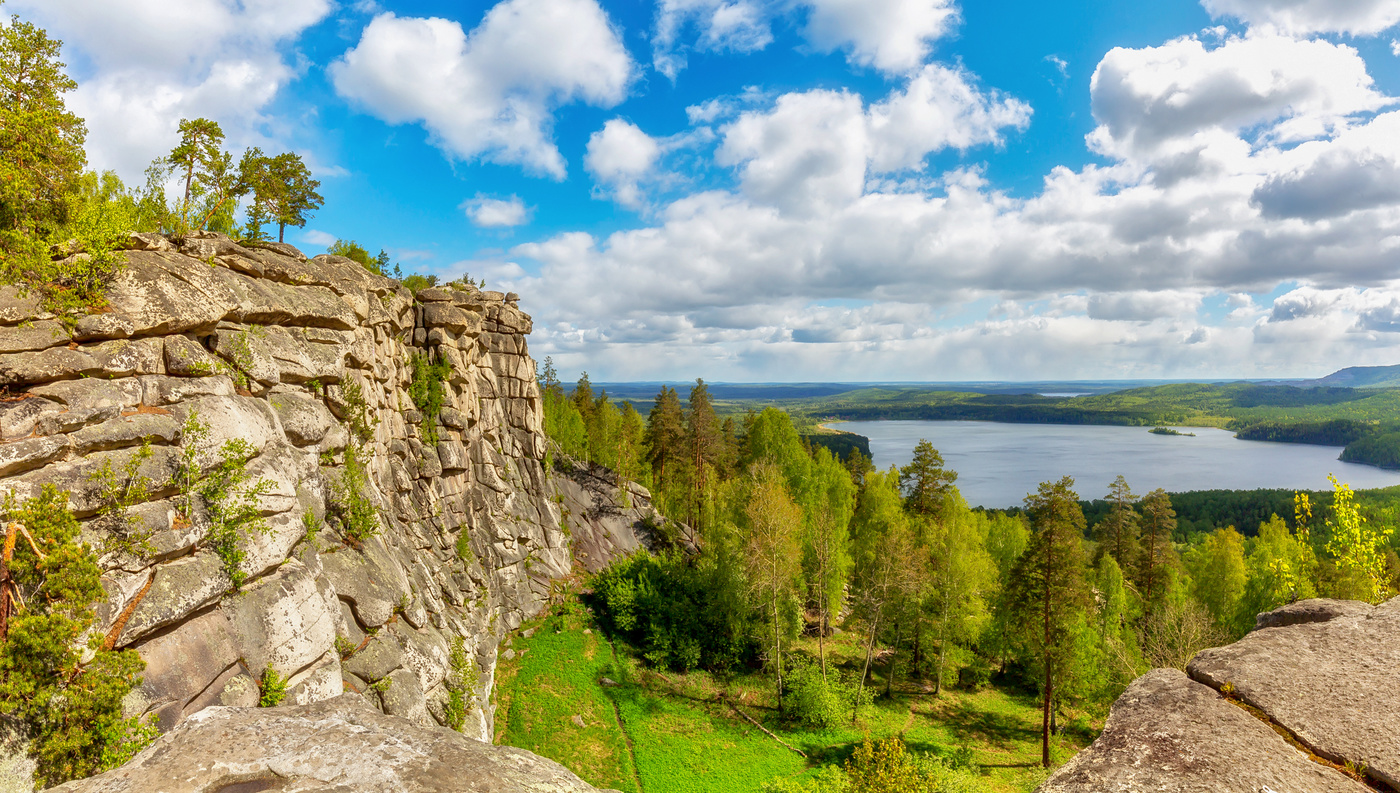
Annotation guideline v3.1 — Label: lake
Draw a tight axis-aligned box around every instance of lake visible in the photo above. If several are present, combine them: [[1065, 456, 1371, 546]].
[[830, 420, 1400, 508]]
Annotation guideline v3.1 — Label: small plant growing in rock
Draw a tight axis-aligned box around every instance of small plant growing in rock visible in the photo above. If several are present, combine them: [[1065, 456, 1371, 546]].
[[300, 508, 321, 551], [223, 325, 265, 391], [258, 665, 287, 707], [340, 378, 377, 444], [369, 676, 392, 694], [306, 378, 323, 396], [408, 351, 452, 444], [0, 487, 159, 787], [455, 530, 477, 567], [88, 440, 157, 560], [328, 443, 379, 547], [443, 636, 479, 732], [334, 635, 358, 660], [173, 411, 275, 589]]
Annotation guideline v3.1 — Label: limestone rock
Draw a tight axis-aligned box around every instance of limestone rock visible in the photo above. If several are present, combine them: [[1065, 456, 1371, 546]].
[[47, 694, 602, 793], [1037, 668, 1367, 793], [1187, 597, 1400, 789]]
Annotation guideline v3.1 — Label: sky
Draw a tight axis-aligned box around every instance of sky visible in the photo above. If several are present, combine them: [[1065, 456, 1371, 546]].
[[18, 0, 1400, 382]]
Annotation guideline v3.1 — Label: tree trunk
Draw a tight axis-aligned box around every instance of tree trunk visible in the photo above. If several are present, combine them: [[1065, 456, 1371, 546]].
[[884, 618, 901, 698], [774, 596, 784, 715], [854, 614, 880, 726], [934, 639, 947, 698], [279, 222, 286, 243], [1042, 527, 1054, 769]]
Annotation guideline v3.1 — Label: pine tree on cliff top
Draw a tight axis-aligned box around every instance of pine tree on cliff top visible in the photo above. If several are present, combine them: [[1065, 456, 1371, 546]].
[[1005, 476, 1091, 768]]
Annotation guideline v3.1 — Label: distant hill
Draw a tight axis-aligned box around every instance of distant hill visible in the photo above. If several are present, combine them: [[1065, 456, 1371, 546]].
[[1297, 364, 1400, 389]]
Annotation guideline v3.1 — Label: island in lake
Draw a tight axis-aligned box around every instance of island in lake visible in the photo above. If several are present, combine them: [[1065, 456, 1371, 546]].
[[1150, 426, 1195, 436]]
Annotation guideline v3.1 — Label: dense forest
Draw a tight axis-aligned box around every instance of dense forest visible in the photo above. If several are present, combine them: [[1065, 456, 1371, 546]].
[[541, 367, 1400, 787]]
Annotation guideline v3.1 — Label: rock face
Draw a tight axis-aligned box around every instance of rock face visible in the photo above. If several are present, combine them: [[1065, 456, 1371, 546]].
[[0, 233, 671, 789], [1038, 597, 1400, 793], [47, 694, 605, 793]]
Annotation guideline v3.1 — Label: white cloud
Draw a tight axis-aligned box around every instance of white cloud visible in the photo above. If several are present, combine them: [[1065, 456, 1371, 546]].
[[1089, 34, 1391, 167], [1201, 0, 1400, 36], [462, 195, 531, 227], [585, 120, 663, 208], [716, 68, 1029, 213], [801, 0, 958, 74], [302, 229, 337, 247], [652, 0, 774, 80], [330, 0, 633, 178], [12, 0, 332, 181], [1392, 38, 1400, 55]]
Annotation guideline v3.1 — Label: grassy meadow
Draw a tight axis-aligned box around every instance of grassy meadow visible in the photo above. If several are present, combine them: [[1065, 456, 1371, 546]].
[[493, 589, 1091, 793]]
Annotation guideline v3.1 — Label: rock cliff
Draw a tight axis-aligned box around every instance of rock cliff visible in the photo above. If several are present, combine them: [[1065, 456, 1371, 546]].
[[0, 232, 669, 790], [1039, 596, 1400, 792]]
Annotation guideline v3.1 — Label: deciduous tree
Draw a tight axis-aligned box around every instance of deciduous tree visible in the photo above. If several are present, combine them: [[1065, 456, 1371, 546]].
[[743, 464, 803, 713]]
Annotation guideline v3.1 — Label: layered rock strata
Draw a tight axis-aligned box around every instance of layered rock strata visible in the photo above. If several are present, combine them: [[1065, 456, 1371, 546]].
[[0, 232, 670, 789], [1039, 597, 1400, 792]]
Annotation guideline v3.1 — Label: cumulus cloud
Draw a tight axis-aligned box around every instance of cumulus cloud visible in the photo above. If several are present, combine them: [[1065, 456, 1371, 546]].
[[480, 20, 1400, 380], [716, 68, 1029, 213], [1201, 0, 1400, 36], [1089, 34, 1391, 166], [585, 119, 664, 208], [330, 0, 632, 178], [462, 194, 531, 227], [652, 0, 774, 80], [802, 0, 959, 75], [13, 0, 332, 180]]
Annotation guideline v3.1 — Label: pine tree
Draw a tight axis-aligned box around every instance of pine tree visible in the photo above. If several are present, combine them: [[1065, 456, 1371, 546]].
[[0, 8, 85, 282], [242, 150, 323, 243], [1137, 488, 1178, 611], [1005, 476, 1091, 768], [1095, 475, 1140, 570], [898, 440, 957, 518], [686, 379, 722, 531], [167, 118, 225, 228], [645, 386, 685, 490]]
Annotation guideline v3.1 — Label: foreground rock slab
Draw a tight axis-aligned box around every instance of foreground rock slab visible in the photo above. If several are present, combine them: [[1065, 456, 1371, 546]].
[[1188, 597, 1400, 790], [1037, 669, 1367, 793], [47, 694, 605, 793]]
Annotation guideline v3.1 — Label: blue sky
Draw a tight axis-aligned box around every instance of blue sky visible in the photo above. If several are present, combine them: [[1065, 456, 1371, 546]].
[[20, 0, 1400, 381]]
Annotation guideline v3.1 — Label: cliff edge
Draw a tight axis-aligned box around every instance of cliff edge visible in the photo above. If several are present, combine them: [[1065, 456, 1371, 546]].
[[1039, 596, 1400, 793], [0, 232, 668, 791]]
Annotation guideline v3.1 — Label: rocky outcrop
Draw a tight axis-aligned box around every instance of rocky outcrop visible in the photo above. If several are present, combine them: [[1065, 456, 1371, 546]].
[[1039, 597, 1400, 792], [0, 233, 668, 789], [47, 694, 606, 793]]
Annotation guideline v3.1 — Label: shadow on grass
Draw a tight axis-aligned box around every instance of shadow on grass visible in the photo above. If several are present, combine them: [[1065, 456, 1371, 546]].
[[935, 699, 1039, 751]]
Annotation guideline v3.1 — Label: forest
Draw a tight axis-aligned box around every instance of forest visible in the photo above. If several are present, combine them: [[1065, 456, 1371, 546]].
[[540, 367, 1400, 790]]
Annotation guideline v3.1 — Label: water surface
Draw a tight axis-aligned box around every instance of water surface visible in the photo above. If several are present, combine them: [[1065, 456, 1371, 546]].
[[832, 420, 1400, 509]]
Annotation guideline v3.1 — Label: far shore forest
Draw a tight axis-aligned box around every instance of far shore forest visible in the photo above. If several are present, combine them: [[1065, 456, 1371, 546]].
[[539, 364, 1399, 791]]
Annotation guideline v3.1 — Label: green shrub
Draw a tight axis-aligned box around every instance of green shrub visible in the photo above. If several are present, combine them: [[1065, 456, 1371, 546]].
[[329, 443, 379, 547], [589, 550, 758, 672], [443, 636, 479, 732], [174, 412, 274, 590], [258, 665, 287, 707], [408, 351, 452, 444], [782, 660, 871, 729], [0, 486, 157, 787], [88, 440, 156, 558]]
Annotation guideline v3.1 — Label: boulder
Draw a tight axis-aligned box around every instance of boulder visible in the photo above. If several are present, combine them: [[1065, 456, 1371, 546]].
[[1251, 597, 1372, 631], [27, 377, 144, 411], [46, 694, 603, 793], [268, 390, 336, 446], [0, 435, 69, 477], [222, 559, 338, 678], [1187, 597, 1400, 789], [116, 553, 230, 647], [0, 396, 61, 439], [1037, 668, 1367, 793], [0, 320, 69, 354], [129, 609, 240, 731]]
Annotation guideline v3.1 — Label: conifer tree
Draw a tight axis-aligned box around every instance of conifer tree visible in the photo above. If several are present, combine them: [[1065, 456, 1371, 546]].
[[686, 379, 722, 531], [0, 7, 85, 280], [167, 118, 225, 227], [1005, 476, 1090, 768], [645, 386, 685, 489], [1095, 475, 1140, 570], [243, 151, 322, 243], [1137, 488, 1178, 610], [898, 440, 957, 518]]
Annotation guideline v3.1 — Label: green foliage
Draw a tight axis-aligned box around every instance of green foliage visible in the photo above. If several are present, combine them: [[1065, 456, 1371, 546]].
[[409, 351, 452, 444], [782, 659, 871, 729], [173, 411, 274, 589], [543, 384, 589, 461], [399, 273, 439, 292], [301, 508, 322, 550], [329, 443, 380, 547], [590, 550, 758, 672], [88, 440, 156, 558], [335, 635, 357, 660], [1323, 474, 1395, 603], [0, 486, 158, 787], [899, 440, 957, 518], [240, 149, 322, 243], [258, 665, 287, 707], [340, 377, 377, 444], [444, 636, 479, 732], [328, 239, 391, 274], [1184, 526, 1246, 636]]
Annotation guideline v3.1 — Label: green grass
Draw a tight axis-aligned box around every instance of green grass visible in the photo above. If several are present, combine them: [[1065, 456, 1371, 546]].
[[495, 594, 1089, 793]]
